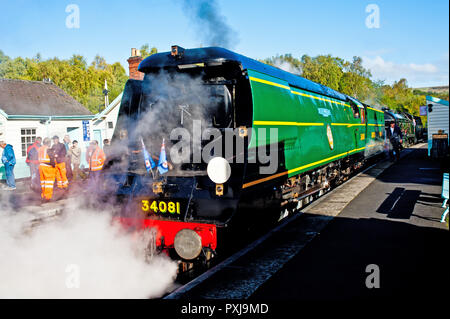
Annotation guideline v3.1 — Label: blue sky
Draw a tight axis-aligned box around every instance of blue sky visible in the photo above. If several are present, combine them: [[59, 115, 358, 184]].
[[0, 0, 448, 87]]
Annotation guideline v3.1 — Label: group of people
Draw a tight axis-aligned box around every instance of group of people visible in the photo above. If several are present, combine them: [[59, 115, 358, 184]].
[[1, 135, 107, 202]]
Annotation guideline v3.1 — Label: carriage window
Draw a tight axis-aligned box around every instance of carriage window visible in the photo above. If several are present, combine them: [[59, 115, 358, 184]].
[[351, 104, 360, 118]]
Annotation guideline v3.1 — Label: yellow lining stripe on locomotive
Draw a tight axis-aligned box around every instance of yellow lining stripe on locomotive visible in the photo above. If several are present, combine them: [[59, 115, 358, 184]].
[[242, 146, 367, 188], [366, 106, 384, 113], [287, 147, 367, 175], [290, 90, 350, 107], [249, 76, 350, 108], [330, 123, 366, 127], [254, 121, 373, 127], [254, 121, 324, 126], [249, 76, 291, 90]]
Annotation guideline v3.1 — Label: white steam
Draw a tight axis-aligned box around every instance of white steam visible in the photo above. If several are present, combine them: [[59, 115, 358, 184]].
[[0, 201, 178, 299], [135, 72, 216, 142], [110, 71, 227, 172], [271, 58, 302, 75]]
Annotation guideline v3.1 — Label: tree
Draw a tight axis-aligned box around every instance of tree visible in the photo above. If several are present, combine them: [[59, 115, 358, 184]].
[[92, 55, 107, 70], [413, 88, 449, 101], [339, 56, 373, 100], [0, 50, 9, 64], [379, 79, 426, 115], [260, 52, 436, 114], [0, 51, 128, 114], [300, 54, 344, 91], [140, 44, 158, 58]]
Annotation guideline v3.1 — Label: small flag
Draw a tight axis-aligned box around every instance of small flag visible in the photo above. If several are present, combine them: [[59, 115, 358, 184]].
[[157, 138, 169, 175], [140, 137, 155, 172]]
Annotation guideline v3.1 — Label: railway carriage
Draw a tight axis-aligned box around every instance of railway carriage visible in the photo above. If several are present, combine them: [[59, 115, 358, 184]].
[[104, 46, 385, 266]]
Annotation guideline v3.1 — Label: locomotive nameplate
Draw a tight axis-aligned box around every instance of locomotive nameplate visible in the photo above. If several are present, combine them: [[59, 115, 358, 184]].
[[140, 199, 185, 216]]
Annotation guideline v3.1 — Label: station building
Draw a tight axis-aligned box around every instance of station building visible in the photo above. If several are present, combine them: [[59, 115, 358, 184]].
[[426, 95, 449, 157]]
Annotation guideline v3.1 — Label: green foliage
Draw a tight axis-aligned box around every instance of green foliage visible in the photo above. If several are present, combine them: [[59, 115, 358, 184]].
[[0, 51, 129, 114], [140, 44, 158, 59], [413, 88, 449, 101], [379, 79, 426, 115], [0, 44, 158, 113], [0, 50, 10, 64], [303, 55, 344, 91]]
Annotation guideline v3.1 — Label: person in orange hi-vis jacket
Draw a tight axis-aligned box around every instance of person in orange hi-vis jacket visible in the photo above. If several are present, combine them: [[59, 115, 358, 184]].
[[86, 140, 106, 190], [50, 136, 69, 190], [38, 137, 56, 202]]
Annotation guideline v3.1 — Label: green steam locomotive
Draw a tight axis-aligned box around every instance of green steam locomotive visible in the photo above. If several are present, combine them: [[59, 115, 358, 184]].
[[108, 46, 386, 264]]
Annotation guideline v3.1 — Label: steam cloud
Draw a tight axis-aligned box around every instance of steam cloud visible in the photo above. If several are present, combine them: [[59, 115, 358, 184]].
[[135, 72, 217, 142], [271, 58, 302, 76], [0, 198, 178, 298], [110, 70, 228, 174], [0, 70, 231, 299], [181, 0, 239, 49]]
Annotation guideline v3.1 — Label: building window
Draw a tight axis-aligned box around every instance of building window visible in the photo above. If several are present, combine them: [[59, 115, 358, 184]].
[[21, 128, 36, 157], [108, 121, 114, 129]]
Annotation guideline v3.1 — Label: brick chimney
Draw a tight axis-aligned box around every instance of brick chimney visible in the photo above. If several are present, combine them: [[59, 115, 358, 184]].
[[127, 48, 144, 80]]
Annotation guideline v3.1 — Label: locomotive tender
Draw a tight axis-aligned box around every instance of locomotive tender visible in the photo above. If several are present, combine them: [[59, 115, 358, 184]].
[[105, 46, 385, 265]]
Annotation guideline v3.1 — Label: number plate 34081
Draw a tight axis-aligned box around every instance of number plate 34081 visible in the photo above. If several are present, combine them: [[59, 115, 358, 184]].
[[141, 199, 181, 215]]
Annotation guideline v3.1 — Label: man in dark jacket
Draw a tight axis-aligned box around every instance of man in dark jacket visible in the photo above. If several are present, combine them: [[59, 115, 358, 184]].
[[0, 141, 17, 190], [50, 136, 68, 189], [386, 122, 403, 161]]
